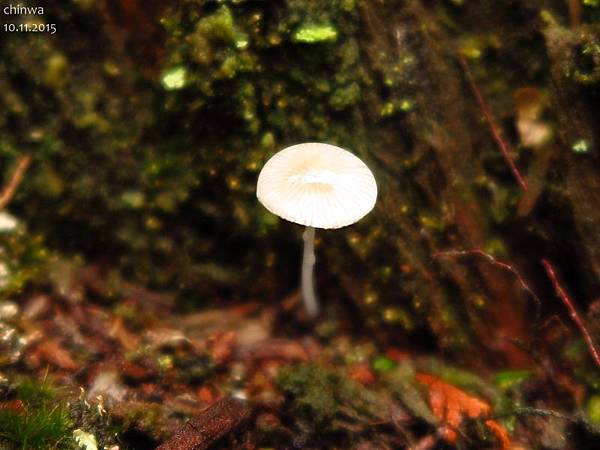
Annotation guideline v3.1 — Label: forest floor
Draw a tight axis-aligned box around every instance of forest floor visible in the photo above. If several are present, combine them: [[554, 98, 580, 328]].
[[1, 267, 600, 450]]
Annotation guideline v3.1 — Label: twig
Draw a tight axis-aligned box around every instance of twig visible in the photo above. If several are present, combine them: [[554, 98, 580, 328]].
[[541, 259, 600, 369], [0, 154, 32, 209], [434, 249, 541, 317], [156, 397, 252, 450], [77, 265, 175, 309], [568, 0, 582, 28], [500, 406, 600, 436], [458, 55, 528, 191], [413, 435, 438, 450]]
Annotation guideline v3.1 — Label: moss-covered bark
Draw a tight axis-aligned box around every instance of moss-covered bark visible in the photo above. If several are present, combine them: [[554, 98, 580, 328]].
[[1, 0, 599, 367]]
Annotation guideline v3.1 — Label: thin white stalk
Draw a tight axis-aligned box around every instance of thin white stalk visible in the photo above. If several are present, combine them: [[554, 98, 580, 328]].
[[301, 226, 319, 317]]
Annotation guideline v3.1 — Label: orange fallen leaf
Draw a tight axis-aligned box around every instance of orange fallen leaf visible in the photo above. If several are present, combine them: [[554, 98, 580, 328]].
[[207, 330, 237, 364], [417, 373, 511, 449], [109, 316, 140, 351], [197, 386, 216, 404], [33, 341, 78, 371], [349, 363, 376, 385]]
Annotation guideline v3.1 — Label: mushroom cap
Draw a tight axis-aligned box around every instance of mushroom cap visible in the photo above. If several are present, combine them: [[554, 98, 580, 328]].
[[256, 142, 377, 229]]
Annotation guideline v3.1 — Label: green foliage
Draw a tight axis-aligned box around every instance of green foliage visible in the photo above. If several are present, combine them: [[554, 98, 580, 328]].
[[0, 378, 120, 450], [293, 23, 338, 43], [278, 364, 339, 427], [0, 0, 369, 305], [0, 379, 75, 450], [0, 224, 50, 300], [2, 0, 600, 363], [277, 363, 380, 430], [0, 406, 74, 450], [372, 356, 396, 373], [587, 395, 600, 426], [383, 361, 436, 425], [118, 403, 170, 441], [494, 370, 531, 390], [14, 379, 56, 406]]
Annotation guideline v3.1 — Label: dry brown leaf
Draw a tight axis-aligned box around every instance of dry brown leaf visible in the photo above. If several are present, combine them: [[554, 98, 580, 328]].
[[207, 330, 236, 364], [237, 338, 309, 362], [32, 340, 78, 370]]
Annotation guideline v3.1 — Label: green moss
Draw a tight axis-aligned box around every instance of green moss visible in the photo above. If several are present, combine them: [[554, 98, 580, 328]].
[[329, 82, 360, 110], [119, 403, 169, 440], [161, 66, 187, 90], [372, 356, 396, 373], [14, 379, 57, 406], [1, 0, 591, 360], [277, 363, 381, 430], [69, 396, 120, 450], [278, 364, 339, 427], [587, 396, 600, 425], [384, 361, 436, 425], [494, 370, 531, 390], [572, 139, 592, 154], [0, 226, 50, 300], [0, 406, 74, 450], [293, 23, 338, 43]]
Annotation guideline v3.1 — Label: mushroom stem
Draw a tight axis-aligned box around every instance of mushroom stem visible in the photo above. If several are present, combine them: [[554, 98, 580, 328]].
[[301, 226, 319, 317]]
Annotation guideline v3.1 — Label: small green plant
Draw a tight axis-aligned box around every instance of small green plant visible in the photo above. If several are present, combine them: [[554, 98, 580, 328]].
[[0, 405, 74, 450], [14, 379, 56, 405], [0, 378, 75, 450]]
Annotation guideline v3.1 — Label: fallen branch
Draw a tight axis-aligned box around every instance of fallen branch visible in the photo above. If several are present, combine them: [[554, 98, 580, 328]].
[[0, 153, 32, 209], [236, 338, 309, 362], [541, 259, 600, 369], [156, 398, 252, 450], [501, 407, 600, 436], [458, 55, 528, 191], [434, 249, 541, 317], [78, 265, 175, 309]]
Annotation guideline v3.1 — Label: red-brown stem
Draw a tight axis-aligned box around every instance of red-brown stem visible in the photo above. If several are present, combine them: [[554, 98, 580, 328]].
[[434, 249, 541, 314], [0, 154, 32, 209], [541, 258, 600, 368], [458, 55, 529, 191], [568, 0, 582, 28]]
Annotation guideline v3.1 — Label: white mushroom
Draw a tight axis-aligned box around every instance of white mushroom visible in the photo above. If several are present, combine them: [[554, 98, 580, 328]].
[[256, 142, 377, 317]]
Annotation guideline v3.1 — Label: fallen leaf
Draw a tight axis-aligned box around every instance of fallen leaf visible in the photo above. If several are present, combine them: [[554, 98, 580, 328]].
[[416, 373, 509, 446], [207, 330, 236, 364], [109, 316, 140, 351], [197, 386, 216, 404], [349, 363, 376, 385], [33, 340, 78, 370]]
